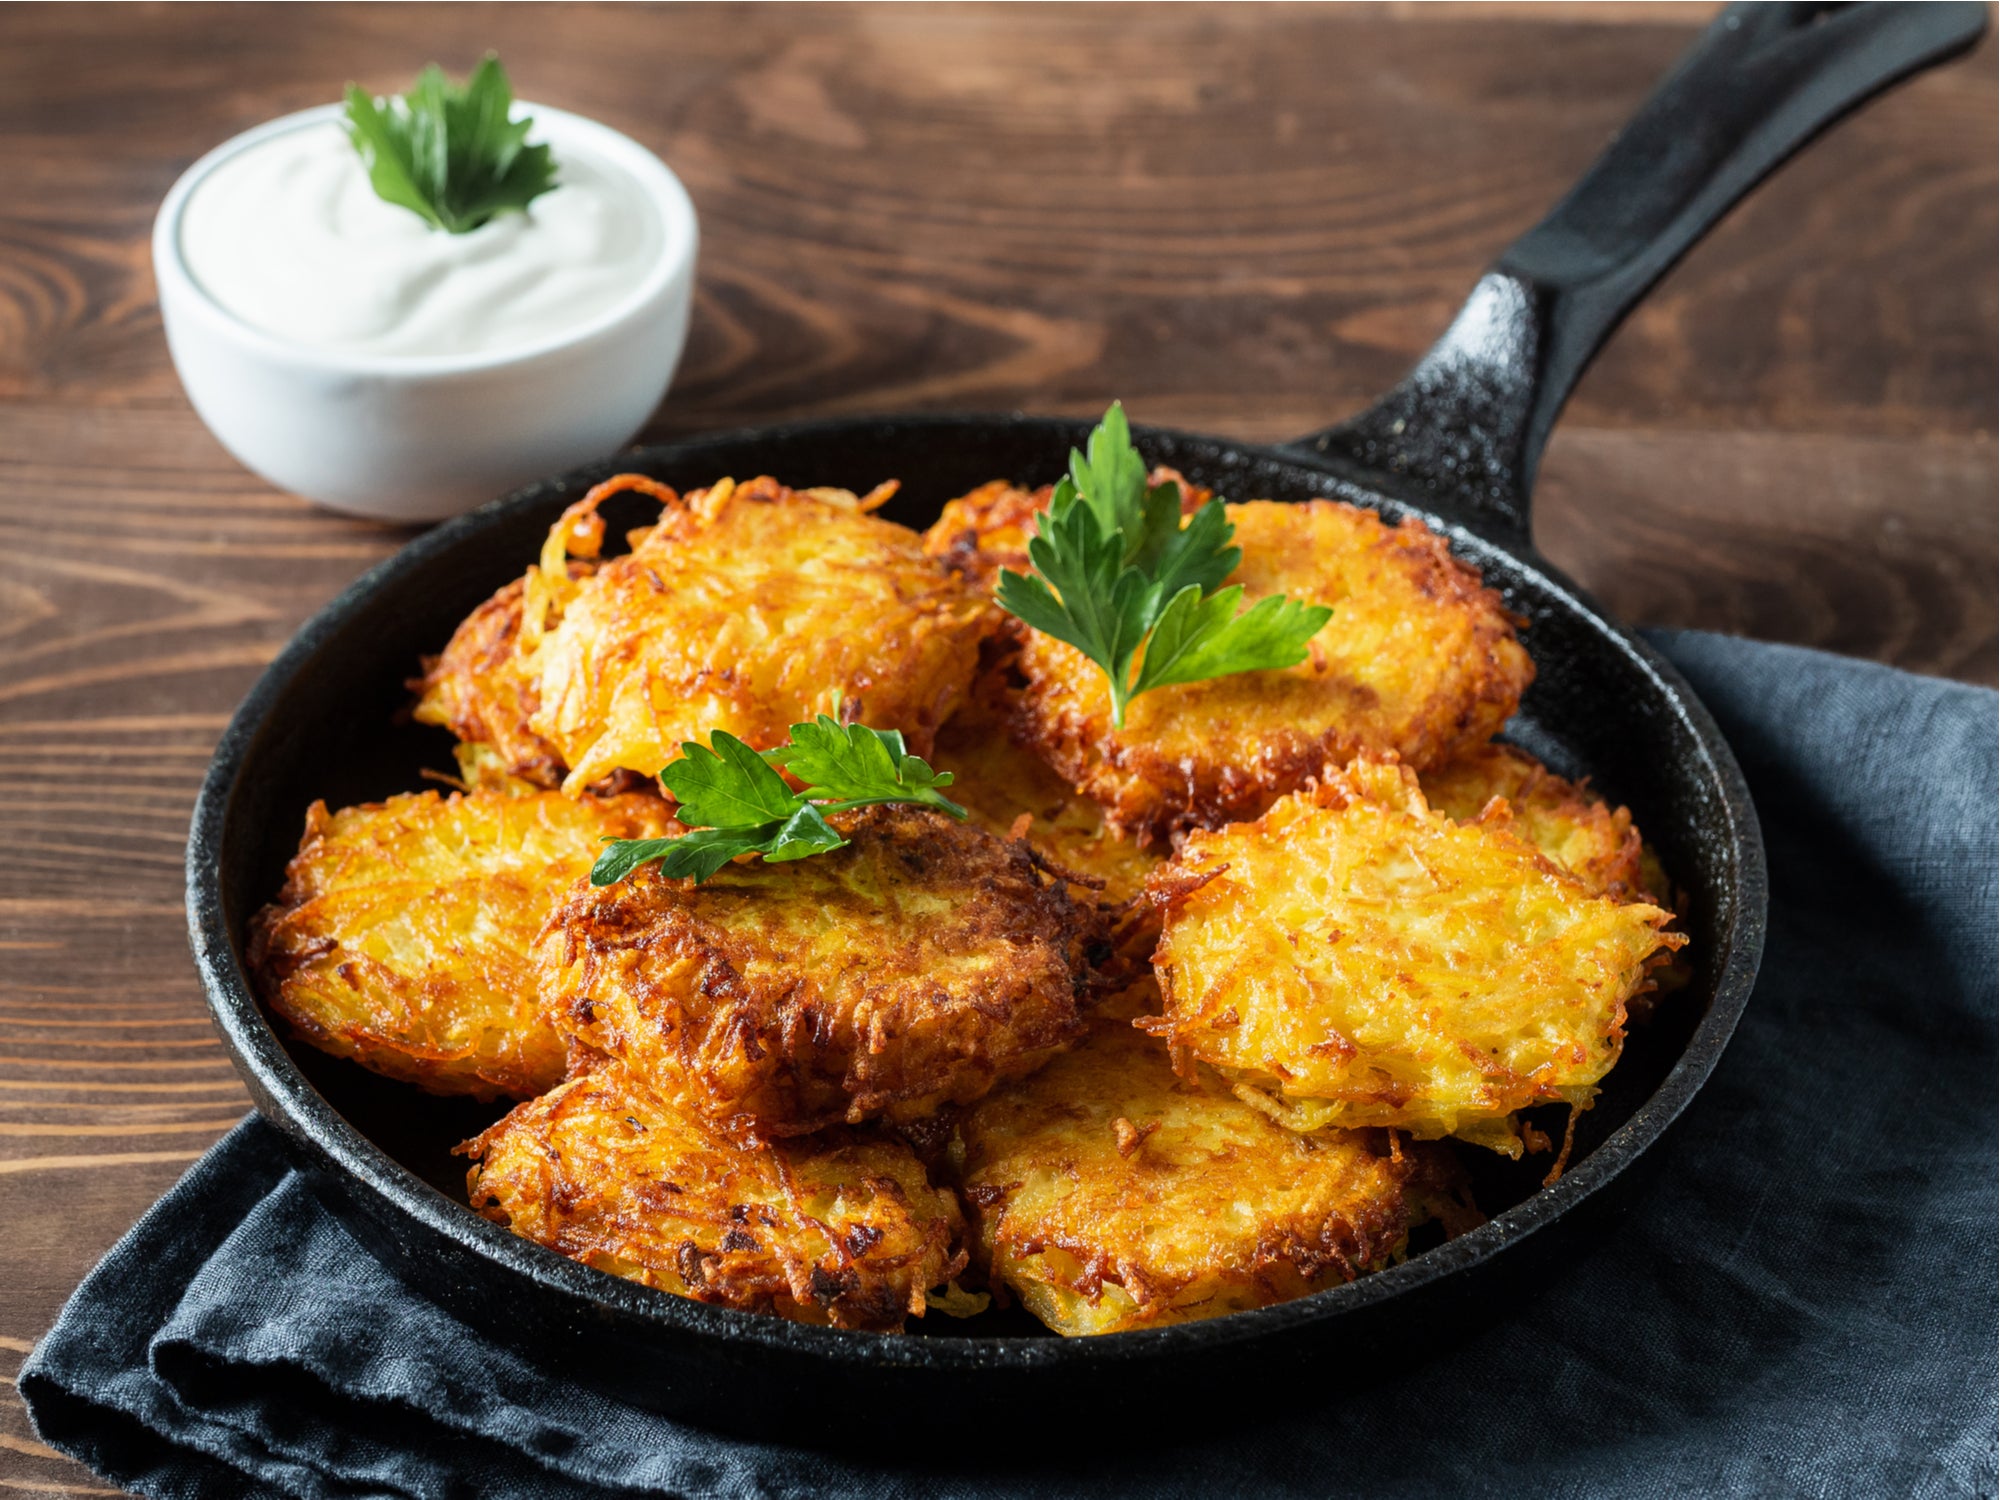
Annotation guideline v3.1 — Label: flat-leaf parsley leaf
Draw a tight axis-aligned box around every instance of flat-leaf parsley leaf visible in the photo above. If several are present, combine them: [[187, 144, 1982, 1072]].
[[995, 403, 1332, 726], [343, 55, 557, 234], [591, 716, 967, 887]]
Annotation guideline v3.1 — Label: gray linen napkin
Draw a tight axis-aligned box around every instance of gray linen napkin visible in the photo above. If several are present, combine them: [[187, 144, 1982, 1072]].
[[23, 630, 1999, 1498]]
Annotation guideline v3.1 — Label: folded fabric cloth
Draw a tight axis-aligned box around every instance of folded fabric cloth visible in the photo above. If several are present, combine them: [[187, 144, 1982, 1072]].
[[23, 631, 1998, 1499]]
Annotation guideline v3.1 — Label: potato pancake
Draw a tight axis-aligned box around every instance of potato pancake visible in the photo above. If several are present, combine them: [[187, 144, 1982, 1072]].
[[537, 806, 1102, 1137], [410, 563, 594, 791], [524, 474, 996, 794], [935, 674, 1160, 910], [465, 1062, 965, 1332], [1013, 499, 1534, 843], [1425, 748, 1694, 1016], [954, 1021, 1465, 1336], [1145, 757, 1683, 1154], [935, 675, 1162, 989], [1420, 744, 1643, 899], [921, 479, 1052, 591], [247, 788, 679, 1100]]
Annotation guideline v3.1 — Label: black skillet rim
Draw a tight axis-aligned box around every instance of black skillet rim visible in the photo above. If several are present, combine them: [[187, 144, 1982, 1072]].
[[186, 411, 1768, 1372]]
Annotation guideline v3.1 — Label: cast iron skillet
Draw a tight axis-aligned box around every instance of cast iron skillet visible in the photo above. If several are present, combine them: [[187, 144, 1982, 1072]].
[[186, 2, 1984, 1445]]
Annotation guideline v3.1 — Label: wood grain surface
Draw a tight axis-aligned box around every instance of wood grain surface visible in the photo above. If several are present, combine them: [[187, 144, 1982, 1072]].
[[0, 3, 1992, 1490]]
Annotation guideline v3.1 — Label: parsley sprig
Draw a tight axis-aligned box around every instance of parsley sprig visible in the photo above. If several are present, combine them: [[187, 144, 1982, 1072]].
[[591, 716, 967, 887], [995, 404, 1334, 727], [343, 56, 557, 234]]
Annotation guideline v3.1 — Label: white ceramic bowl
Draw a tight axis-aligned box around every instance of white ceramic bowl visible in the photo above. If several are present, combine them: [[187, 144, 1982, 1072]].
[[153, 103, 698, 523]]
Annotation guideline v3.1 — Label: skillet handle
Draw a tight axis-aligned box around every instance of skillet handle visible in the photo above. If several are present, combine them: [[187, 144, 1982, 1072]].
[[1292, 1, 1987, 538]]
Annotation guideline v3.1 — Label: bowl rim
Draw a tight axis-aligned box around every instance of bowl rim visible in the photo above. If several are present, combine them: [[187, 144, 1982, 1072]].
[[150, 100, 699, 378], [186, 412, 1769, 1370]]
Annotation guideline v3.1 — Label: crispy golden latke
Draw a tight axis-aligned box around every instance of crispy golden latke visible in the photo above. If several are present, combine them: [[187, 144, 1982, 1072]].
[[935, 674, 1160, 910], [922, 468, 1210, 591], [954, 1021, 1468, 1336], [536, 806, 1102, 1137], [1014, 499, 1534, 843], [921, 479, 1051, 591], [935, 673, 1162, 988], [411, 563, 594, 791], [1420, 744, 1643, 899], [1145, 758, 1684, 1154], [465, 1061, 966, 1332], [247, 788, 678, 1100], [517, 473, 996, 793], [1424, 747, 1696, 1017]]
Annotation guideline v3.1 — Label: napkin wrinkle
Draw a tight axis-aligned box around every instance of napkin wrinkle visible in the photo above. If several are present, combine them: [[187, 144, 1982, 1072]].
[[152, 1169, 827, 1500], [16, 1131, 307, 1500], [20, 631, 1999, 1500], [1655, 630, 1997, 1004]]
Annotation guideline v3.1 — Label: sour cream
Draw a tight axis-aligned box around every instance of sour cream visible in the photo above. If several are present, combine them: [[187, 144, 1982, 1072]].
[[178, 119, 662, 359]]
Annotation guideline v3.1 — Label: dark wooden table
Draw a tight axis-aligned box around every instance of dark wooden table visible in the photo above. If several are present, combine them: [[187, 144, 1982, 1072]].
[[1, 3, 1991, 1489]]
